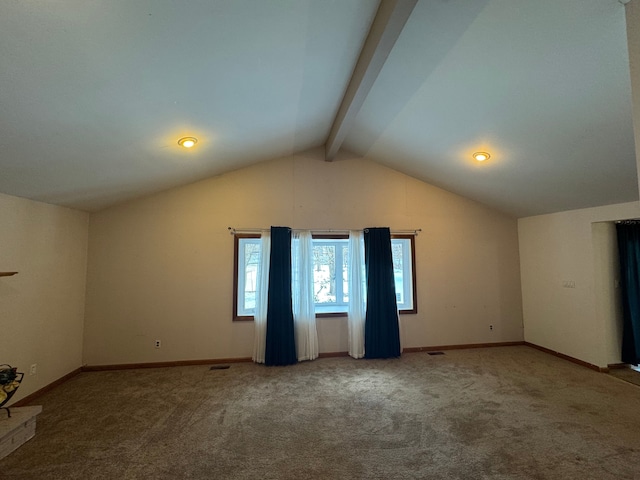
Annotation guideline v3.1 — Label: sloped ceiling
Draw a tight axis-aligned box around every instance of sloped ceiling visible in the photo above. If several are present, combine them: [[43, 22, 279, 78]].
[[0, 0, 636, 217]]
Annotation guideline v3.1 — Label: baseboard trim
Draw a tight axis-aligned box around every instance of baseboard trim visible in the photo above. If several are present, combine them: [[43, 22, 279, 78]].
[[10, 342, 561, 405], [81, 357, 253, 372], [82, 344, 525, 371], [524, 342, 608, 372], [607, 362, 629, 370], [403, 341, 525, 353], [11, 367, 82, 407], [318, 351, 350, 358]]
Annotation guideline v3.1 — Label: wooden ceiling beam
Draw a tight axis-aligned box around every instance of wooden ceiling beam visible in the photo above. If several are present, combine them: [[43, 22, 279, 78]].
[[324, 0, 417, 161]]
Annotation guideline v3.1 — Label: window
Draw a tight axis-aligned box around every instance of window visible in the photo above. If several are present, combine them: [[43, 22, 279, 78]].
[[391, 236, 415, 312], [311, 237, 349, 314], [234, 235, 261, 318], [233, 234, 417, 320]]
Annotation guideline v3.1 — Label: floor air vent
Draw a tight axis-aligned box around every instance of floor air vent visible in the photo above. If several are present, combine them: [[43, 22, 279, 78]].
[[427, 351, 445, 356], [210, 365, 230, 370]]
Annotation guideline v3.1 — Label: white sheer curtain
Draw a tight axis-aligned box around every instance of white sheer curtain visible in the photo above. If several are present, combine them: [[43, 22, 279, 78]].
[[252, 230, 271, 364], [348, 230, 366, 359], [292, 230, 319, 361]]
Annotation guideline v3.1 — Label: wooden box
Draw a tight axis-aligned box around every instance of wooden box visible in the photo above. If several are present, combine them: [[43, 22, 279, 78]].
[[0, 406, 43, 460]]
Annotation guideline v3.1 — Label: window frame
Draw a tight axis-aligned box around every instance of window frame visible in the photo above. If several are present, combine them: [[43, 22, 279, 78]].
[[391, 234, 418, 315], [311, 234, 349, 318], [233, 234, 260, 321], [232, 232, 417, 321]]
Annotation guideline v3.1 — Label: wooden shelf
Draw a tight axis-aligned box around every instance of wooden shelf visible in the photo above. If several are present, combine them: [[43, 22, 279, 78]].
[[0, 272, 18, 277]]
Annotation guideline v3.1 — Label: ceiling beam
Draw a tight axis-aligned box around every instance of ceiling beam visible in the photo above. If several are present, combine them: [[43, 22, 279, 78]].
[[324, 0, 418, 161]]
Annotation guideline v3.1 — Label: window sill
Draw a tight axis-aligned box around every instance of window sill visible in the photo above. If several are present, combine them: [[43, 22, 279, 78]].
[[233, 309, 416, 322]]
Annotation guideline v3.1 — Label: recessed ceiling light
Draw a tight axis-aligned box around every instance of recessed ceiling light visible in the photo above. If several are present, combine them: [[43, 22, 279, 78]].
[[473, 152, 490, 162], [178, 137, 197, 148]]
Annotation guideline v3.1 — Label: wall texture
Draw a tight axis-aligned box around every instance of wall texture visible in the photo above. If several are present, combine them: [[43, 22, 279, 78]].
[[0, 193, 89, 404], [518, 201, 640, 368], [83, 150, 524, 365], [626, 0, 640, 190]]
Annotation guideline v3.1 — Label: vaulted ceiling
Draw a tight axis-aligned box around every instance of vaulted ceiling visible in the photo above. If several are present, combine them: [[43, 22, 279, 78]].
[[0, 0, 636, 217]]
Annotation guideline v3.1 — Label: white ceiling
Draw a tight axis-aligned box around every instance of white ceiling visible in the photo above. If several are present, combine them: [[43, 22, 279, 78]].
[[0, 0, 636, 217]]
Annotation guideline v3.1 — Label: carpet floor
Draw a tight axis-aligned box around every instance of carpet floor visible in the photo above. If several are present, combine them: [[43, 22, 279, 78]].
[[1, 346, 640, 479]]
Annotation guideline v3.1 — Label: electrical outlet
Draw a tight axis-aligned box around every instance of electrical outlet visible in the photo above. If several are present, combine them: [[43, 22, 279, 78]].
[[29, 364, 37, 376], [155, 340, 161, 348], [489, 325, 493, 331]]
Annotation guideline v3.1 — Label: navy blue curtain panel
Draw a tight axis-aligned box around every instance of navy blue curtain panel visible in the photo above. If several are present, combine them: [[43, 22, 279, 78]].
[[265, 226, 297, 366], [617, 222, 640, 365], [364, 227, 401, 359]]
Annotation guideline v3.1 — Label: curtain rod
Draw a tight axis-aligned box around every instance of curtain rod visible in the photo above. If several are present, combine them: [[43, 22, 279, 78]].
[[228, 227, 422, 236]]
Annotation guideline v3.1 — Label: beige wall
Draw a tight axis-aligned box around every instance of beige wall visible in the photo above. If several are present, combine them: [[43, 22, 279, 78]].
[[83, 150, 524, 365], [518, 202, 640, 368], [0, 193, 89, 404]]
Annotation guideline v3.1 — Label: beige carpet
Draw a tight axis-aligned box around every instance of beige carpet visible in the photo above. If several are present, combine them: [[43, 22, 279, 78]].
[[1, 346, 640, 479]]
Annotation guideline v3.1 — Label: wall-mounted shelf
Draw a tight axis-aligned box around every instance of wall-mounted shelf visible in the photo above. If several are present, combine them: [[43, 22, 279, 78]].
[[0, 272, 18, 277]]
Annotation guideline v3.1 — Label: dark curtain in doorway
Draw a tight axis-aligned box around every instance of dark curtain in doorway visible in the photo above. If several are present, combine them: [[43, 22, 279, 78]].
[[265, 226, 297, 366], [364, 227, 401, 359], [616, 222, 640, 365]]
